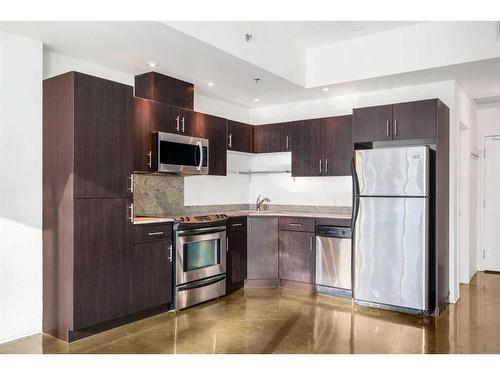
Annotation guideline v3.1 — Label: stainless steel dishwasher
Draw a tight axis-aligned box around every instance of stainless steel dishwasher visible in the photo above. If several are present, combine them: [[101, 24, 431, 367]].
[[315, 225, 352, 298]]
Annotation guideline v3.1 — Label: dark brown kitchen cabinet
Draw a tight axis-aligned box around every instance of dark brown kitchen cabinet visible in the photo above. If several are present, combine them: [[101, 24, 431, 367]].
[[392, 99, 436, 140], [72, 72, 133, 198], [132, 232, 173, 313], [227, 120, 253, 153], [353, 99, 439, 144], [226, 217, 248, 293], [153, 103, 198, 137], [253, 124, 282, 153], [44, 72, 136, 342], [247, 217, 279, 285], [292, 115, 353, 177], [73, 198, 132, 330], [279, 229, 315, 285], [195, 112, 227, 175], [353, 104, 393, 143], [133, 98, 154, 172]]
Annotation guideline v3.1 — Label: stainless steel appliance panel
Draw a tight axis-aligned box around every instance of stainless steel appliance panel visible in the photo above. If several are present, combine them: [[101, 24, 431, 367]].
[[176, 226, 226, 285], [355, 146, 429, 197], [316, 232, 352, 291], [176, 275, 226, 310], [353, 196, 429, 311]]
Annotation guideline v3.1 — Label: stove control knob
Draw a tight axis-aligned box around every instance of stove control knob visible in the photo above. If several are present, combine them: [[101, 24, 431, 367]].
[[186, 217, 190, 222], [180, 217, 185, 222]]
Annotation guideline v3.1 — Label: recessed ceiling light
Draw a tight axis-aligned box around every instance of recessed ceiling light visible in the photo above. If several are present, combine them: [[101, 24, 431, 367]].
[[147, 62, 158, 68], [207, 82, 214, 87], [322, 87, 329, 92], [254, 98, 260, 102]]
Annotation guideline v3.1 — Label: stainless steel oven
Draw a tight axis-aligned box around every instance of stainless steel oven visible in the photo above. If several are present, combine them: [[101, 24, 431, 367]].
[[152, 131, 209, 175], [174, 215, 227, 309]]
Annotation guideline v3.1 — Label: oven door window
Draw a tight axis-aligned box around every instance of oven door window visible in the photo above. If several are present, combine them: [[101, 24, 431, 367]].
[[183, 238, 221, 272]]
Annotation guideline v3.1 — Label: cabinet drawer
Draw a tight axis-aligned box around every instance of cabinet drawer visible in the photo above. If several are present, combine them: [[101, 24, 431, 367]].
[[227, 216, 247, 232], [279, 217, 315, 233], [134, 223, 172, 244]]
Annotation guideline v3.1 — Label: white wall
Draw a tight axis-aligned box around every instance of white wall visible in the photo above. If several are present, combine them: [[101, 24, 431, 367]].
[[307, 22, 500, 87], [477, 106, 500, 272], [0, 32, 43, 344]]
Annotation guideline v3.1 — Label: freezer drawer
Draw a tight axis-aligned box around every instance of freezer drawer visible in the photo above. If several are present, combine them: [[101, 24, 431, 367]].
[[353, 197, 429, 311], [355, 146, 429, 197]]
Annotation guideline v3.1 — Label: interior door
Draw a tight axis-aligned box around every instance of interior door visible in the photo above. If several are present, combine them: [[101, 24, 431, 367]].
[[484, 136, 500, 272], [353, 197, 428, 311]]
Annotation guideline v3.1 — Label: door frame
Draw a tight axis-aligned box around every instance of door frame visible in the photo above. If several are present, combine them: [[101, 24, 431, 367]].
[[458, 122, 471, 284], [479, 135, 500, 272]]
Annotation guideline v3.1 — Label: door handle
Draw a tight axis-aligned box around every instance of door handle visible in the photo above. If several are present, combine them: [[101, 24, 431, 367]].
[[310, 236, 313, 251], [128, 203, 134, 223], [228, 133, 232, 148], [231, 223, 243, 227], [325, 159, 328, 174], [147, 151, 152, 168], [386, 120, 390, 137], [394, 119, 398, 136], [289, 223, 302, 228], [176, 116, 180, 132], [148, 231, 164, 236], [182, 117, 185, 133], [286, 135, 289, 149], [319, 159, 322, 174], [168, 244, 172, 262], [226, 237, 229, 253], [196, 141, 203, 170], [129, 174, 134, 193]]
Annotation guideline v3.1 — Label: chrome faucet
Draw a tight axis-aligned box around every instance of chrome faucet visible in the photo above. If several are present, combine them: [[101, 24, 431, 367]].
[[256, 194, 271, 211]]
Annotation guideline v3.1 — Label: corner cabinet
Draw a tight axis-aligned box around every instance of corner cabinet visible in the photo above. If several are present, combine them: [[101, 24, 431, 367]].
[[43, 72, 135, 341], [195, 112, 227, 176], [227, 120, 254, 153]]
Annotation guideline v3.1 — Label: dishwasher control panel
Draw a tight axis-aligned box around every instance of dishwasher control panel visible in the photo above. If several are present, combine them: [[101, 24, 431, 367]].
[[316, 226, 351, 238]]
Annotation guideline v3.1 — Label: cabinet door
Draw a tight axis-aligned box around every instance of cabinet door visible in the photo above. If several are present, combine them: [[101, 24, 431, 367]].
[[73, 73, 133, 198], [323, 115, 353, 176], [179, 108, 198, 137], [247, 217, 279, 279], [73, 198, 132, 329], [196, 113, 227, 176], [227, 120, 253, 153], [227, 226, 248, 290], [132, 240, 173, 312], [133, 98, 153, 172], [392, 99, 436, 140], [253, 124, 282, 153], [153, 102, 180, 134], [279, 230, 315, 284], [291, 120, 324, 177], [280, 122, 293, 152], [353, 105, 393, 143]]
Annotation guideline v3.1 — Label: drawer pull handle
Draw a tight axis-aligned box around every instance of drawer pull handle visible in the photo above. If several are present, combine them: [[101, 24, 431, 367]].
[[168, 244, 172, 262], [231, 223, 243, 227], [148, 231, 164, 236], [289, 223, 302, 227]]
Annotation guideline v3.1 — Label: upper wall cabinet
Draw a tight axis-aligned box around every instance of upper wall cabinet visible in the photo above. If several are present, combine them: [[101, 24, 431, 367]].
[[353, 99, 439, 144], [227, 120, 253, 153], [134, 71, 194, 110], [195, 112, 227, 176], [292, 115, 353, 177], [253, 122, 294, 153]]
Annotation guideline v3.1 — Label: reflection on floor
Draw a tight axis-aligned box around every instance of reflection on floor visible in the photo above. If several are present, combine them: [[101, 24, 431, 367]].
[[1, 272, 500, 354]]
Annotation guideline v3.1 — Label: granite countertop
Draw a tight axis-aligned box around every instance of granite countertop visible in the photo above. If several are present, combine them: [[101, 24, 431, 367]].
[[134, 211, 351, 225]]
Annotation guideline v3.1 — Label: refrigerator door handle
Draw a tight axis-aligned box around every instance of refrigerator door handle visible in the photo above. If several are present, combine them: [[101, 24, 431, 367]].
[[351, 157, 360, 229]]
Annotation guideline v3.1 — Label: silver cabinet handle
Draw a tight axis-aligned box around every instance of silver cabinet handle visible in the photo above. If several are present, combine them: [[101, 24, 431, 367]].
[[228, 133, 232, 148], [231, 223, 243, 227], [226, 237, 229, 253], [148, 231, 164, 236], [175, 115, 180, 132], [289, 223, 302, 227], [394, 119, 398, 136], [310, 236, 313, 251], [168, 244, 172, 262], [325, 159, 328, 174], [182, 117, 185, 133], [249, 220, 252, 235], [128, 203, 134, 223], [286, 135, 289, 149], [319, 159, 322, 174], [129, 174, 134, 193], [147, 150, 152, 168], [386, 120, 390, 137]]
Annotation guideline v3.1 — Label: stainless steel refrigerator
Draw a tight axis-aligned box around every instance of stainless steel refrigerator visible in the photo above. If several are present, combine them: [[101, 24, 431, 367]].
[[352, 146, 430, 314]]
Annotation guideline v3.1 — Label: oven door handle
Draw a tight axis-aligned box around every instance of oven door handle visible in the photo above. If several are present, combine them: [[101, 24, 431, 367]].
[[177, 274, 226, 292], [177, 226, 226, 237]]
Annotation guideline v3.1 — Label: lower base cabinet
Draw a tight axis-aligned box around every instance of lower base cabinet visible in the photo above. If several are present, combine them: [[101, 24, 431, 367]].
[[247, 217, 279, 284], [226, 217, 248, 293]]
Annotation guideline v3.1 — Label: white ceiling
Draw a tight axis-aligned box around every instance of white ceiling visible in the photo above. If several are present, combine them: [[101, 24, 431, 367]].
[[264, 21, 421, 48], [1, 21, 500, 108]]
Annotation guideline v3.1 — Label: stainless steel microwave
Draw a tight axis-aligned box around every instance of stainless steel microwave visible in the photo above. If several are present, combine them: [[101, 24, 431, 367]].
[[152, 132, 209, 175]]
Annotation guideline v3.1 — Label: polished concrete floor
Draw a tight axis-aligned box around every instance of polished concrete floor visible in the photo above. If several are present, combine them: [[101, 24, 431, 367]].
[[1, 272, 500, 354]]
